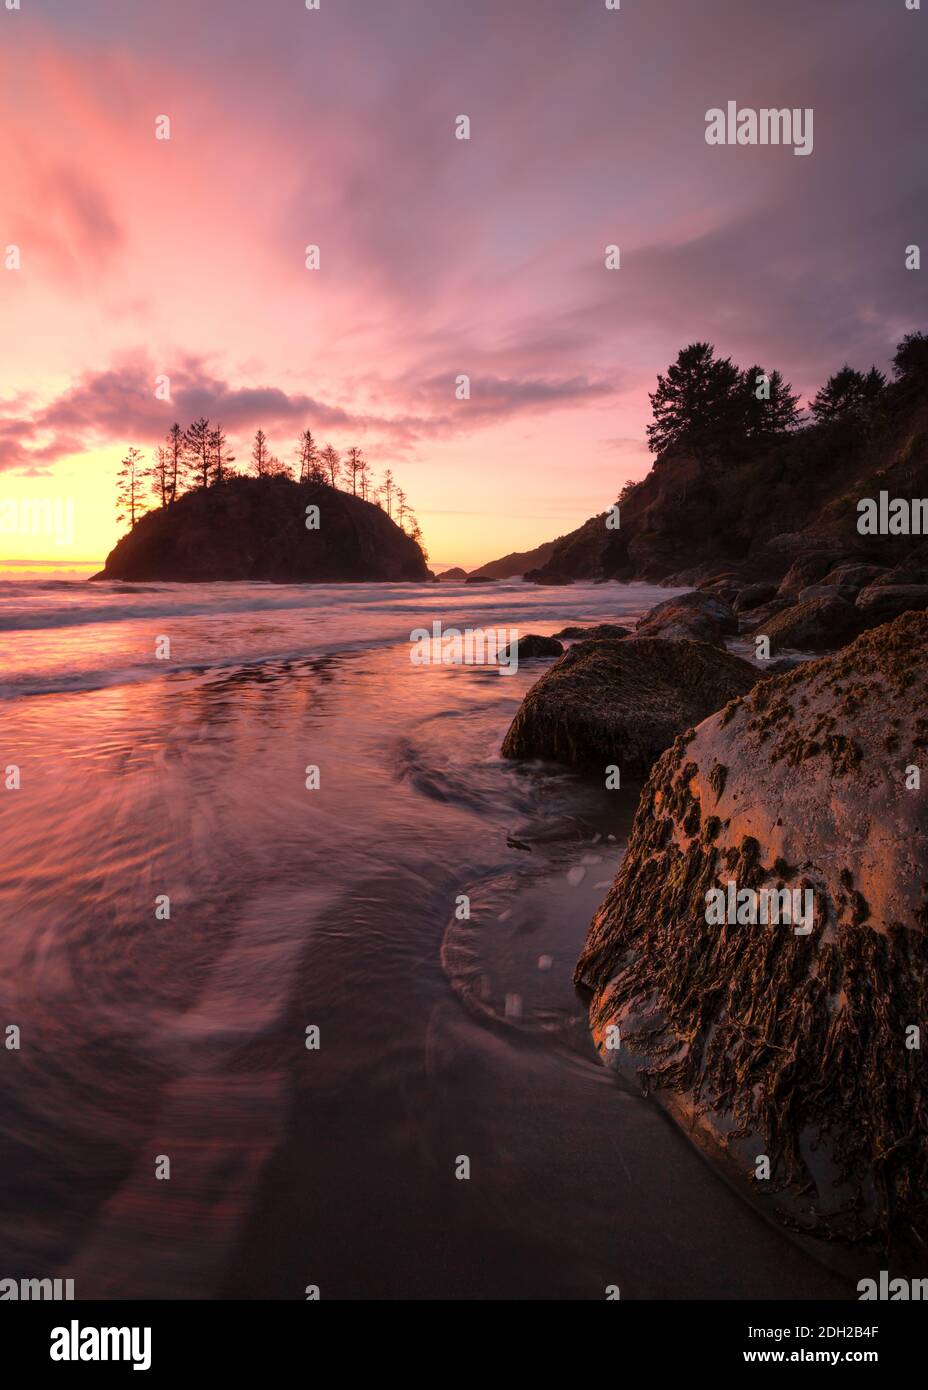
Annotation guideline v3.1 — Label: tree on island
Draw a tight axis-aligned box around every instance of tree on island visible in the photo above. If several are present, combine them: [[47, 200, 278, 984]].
[[184, 417, 213, 489], [112, 418, 424, 551], [321, 443, 340, 487], [298, 429, 325, 483], [810, 365, 885, 423], [251, 427, 271, 476], [209, 423, 236, 484], [381, 468, 395, 517], [116, 446, 146, 530], [149, 445, 172, 508], [166, 423, 184, 504], [344, 446, 364, 495]]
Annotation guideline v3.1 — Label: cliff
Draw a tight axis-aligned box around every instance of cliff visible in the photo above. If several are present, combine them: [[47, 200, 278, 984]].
[[525, 394, 928, 587], [468, 537, 560, 580]]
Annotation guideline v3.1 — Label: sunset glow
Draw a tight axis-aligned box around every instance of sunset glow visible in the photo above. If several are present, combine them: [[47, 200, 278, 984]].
[[2, 0, 923, 573]]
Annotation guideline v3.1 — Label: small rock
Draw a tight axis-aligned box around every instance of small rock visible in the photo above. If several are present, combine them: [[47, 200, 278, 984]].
[[501, 634, 564, 660], [553, 623, 630, 640]]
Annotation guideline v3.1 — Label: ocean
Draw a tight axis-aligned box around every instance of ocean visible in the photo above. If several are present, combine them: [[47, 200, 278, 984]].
[[0, 578, 848, 1298]]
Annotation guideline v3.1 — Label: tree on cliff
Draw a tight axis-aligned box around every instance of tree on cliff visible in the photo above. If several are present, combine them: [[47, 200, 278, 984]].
[[892, 332, 928, 395], [184, 417, 213, 489], [116, 447, 147, 530], [740, 366, 802, 437], [810, 365, 885, 423], [646, 343, 743, 457]]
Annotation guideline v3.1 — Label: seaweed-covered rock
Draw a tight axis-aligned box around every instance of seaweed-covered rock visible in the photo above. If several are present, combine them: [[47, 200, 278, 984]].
[[751, 595, 860, 652], [500, 638, 757, 774], [575, 612, 928, 1247], [552, 623, 630, 640], [501, 634, 564, 660], [636, 591, 738, 647]]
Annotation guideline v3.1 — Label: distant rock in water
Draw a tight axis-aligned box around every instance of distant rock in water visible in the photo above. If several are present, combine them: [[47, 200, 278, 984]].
[[553, 623, 630, 640], [575, 612, 928, 1248], [500, 637, 758, 775], [93, 477, 431, 583], [500, 634, 564, 660], [436, 567, 469, 583]]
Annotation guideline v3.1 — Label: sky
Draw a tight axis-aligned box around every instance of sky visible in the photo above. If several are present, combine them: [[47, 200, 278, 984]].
[[0, 0, 925, 574]]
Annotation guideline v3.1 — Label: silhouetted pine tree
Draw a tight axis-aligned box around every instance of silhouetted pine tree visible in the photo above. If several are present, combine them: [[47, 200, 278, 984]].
[[810, 365, 885, 422], [647, 343, 743, 457], [321, 443, 340, 487], [209, 423, 235, 484], [251, 428, 271, 476], [116, 447, 146, 530], [184, 417, 212, 489]]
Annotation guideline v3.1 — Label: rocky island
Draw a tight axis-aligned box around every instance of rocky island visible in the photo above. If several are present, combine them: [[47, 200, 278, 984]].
[[93, 475, 431, 583]]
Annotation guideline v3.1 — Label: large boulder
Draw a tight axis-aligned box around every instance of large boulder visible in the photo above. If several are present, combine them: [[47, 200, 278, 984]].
[[751, 595, 860, 653], [636, 591, 738, 647], [856, 584, 928, 622], [500, 638, 758, 775], [575, 612, 928, 1246]]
